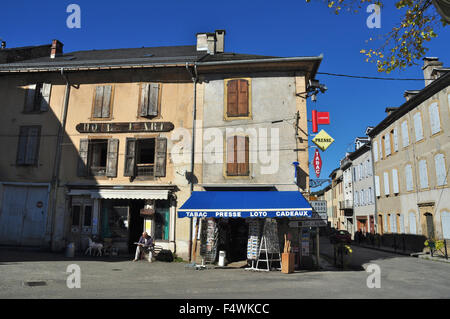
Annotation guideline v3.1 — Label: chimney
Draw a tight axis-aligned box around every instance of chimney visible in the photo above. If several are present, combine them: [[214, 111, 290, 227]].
[[1, 41, 5, 49], [215, 30, 225, 53], [50, 39, 63, 59], [422, 57, 443, 86]]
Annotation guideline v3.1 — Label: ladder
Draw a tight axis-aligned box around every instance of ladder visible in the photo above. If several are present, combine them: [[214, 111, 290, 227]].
[[255, 236, 281, 271]]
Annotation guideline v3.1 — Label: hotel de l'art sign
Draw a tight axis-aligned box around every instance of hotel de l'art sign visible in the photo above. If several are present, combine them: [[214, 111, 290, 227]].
[[76, 122, 174, 134]]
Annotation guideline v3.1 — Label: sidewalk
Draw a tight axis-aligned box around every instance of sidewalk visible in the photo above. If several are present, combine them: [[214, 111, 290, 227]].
[[353, 242, 414, 256]]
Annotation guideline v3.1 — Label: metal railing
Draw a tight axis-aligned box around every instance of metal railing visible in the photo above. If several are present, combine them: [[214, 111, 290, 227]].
[[136, 163, 155, 177]]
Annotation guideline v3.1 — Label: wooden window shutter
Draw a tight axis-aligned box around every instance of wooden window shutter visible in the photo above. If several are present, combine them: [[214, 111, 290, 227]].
[[148, 83, 159, 117], [106, 139, 119, 178], [139, 83, 150, 116], [237, 79, 249, 116], [77, 139, 89, 177], [40, 83, 51, 111], [155, 137, 167, 177], [227, 80, 239, 117], [237, 136, 249, 176], [226, 136, 237, 176], [25, 126, 41, 165], [101, 85, 112, 118], [24, 85, 36, 112], [124, 138, 137, 177], [93, 86, 104, 118], [16, 127, 28, 165]]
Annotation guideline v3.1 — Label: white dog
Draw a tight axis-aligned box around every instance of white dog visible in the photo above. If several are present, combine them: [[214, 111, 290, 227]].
[[84, 237, 103, 256]]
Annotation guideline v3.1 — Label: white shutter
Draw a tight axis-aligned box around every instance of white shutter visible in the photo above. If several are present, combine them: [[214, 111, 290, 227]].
[[383, 215, 388, 233], [409, 212, 417, 234], [434, 153, 447, 186], [392, 169, 399, 194], [354, 191, 359, 207], [373, 141, 378, 162], [414, 112, 423, 141], [375, 176, 380, 197], [401, 121, 409, 147], [393, 128, 398, 152], [368, 187, 373, 203], [379, 137, 383, 159], [399, 214, 405, 233], [419, 160, 429, 189], [405, 164, 413, 191], [384, 172, 390, 195], [390, 214, 397, 233], [385, 134, 391, 156], [428, 102, 441, 135], [442, 211, 450, 239], [40, 83, 51, 111]]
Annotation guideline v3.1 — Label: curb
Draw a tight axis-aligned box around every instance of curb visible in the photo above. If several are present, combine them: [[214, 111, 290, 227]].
[[353, 244, 412, 256]]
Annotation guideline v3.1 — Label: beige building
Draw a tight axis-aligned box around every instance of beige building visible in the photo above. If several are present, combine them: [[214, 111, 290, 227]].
[[368, 58, 450, 246], [329, 168, 344, 230]]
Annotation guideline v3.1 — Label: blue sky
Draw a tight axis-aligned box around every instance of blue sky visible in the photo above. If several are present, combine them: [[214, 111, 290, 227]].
[[2, 0, 449, 187]]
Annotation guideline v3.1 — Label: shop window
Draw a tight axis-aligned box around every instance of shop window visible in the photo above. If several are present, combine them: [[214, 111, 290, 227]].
[[154, 202, 170, 241], [72, 205, 81, 226], [77, 139, 119, 178], [24, 83, 51, 113], [124, 137, 167, 178]]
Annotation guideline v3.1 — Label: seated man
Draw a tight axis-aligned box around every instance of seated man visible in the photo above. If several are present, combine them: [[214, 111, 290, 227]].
[[133, 232, 154, 262]]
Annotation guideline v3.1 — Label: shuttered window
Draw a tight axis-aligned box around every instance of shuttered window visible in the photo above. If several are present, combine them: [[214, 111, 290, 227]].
[[434, 153, 447, 186], [375, 175, 381, 197], [409, 212, 417, 234], [227, 79, 249, 117], [77, 138, 119, 177], [405, 164, 413, 191], [384, 133, 391, 156], [401, 120, 409, 148], [428, 102, 441, 135], [373, 141, 379, 162], [442, 211, 450, 239], [24, 83, 51, 113], [92, 85, 113, 118], [383, 172, 390, 195], [139, 83, 160, 117], [383, 215, 388, 233], [16, 126, 41, 166], [390, 214, 396, 233], [393, 128, 398, 152], [368, 187, 373, 204], [392, 169, 399, 194], [354, 191, 359, 207], [413, 112, 423, 141], [226, 135, 249, 176], [399, 214, 404, 233], [419, 159, 429, 189], [123, 137, 167, 178]]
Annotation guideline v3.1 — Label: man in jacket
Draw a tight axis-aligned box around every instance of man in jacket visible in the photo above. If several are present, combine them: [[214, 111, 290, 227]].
[[133, 232, 154, 262]]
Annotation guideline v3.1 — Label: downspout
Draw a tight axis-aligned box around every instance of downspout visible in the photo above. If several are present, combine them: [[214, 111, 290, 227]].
[[186, 63, 198, 262], [369, 141, 379, 234], [49, 68, 71, 250]]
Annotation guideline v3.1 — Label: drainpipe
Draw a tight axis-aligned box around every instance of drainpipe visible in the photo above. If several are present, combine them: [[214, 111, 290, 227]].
[[186, 63, 198, 262], [369, 141, 379, 234], [49, 68, 71, 250]]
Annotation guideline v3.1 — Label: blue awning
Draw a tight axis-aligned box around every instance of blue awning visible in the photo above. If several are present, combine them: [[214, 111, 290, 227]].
[[178, 191, 313, 218]]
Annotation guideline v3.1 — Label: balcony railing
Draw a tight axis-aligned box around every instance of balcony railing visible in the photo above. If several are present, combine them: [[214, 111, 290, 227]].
[[136, 163, 155, 177]]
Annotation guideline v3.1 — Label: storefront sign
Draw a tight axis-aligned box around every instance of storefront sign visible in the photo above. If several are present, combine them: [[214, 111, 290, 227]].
[[312, 129, 335, 151], [310, 200, 327, 214], [178, 210, 312, 218], [313, 149, 322, 178], [76, 121, 174, 134], [312, 110, 330, 133]]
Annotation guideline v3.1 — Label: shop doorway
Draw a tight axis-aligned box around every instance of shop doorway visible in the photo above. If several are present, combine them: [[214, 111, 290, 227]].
[[424, 213, 435, 239], [226, 218, 248, 263]]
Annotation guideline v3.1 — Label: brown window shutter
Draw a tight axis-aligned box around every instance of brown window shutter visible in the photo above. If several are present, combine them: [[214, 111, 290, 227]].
[[148, 83, 159, 117], [227, 80, 238, 117], [139, 83, 150, 116], [24, 84, 36, 112], [226, 136, 237, 176], [101, 85, 112, 118], [40, 83, 51, 111], [237, 79, 249, 116], [124, 138, 136, 177], [77, 139, 89, 177], [16, 127, 28, 165], [93, 86, 104, 118], [106, 139, 119, 178], [237, 136, 249, 176], [155, 137, 167, 177]]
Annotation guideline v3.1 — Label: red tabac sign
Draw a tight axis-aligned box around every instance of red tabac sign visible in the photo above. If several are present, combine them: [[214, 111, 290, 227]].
[[313, 149, 322, 178]]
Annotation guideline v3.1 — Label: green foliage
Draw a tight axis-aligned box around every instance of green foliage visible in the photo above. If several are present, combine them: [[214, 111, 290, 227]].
[[306, 0, 447, 73]]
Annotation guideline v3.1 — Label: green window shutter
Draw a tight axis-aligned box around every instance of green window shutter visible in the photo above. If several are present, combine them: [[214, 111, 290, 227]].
[[154, 137, 167, 177], [124, 138, 137, 177], [106, 139, 119, 178], [77, 139, 89, 177]]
